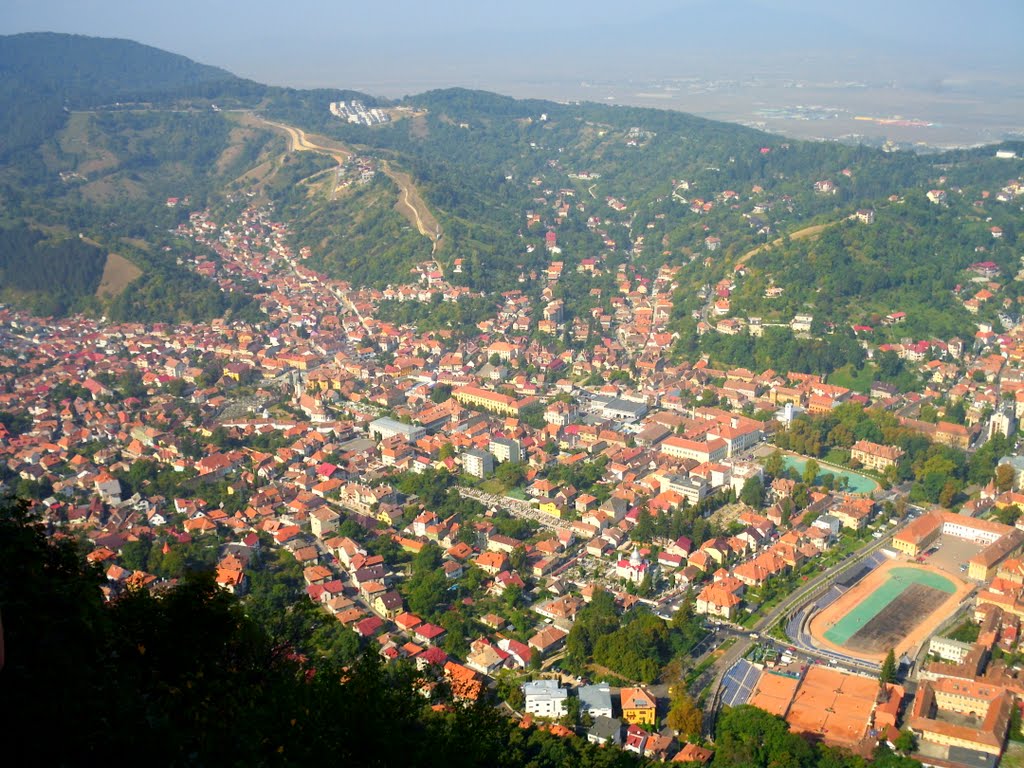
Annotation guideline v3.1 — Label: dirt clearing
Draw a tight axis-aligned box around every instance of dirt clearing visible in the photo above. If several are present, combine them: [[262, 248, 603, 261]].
[[96, 253, 142, 298]]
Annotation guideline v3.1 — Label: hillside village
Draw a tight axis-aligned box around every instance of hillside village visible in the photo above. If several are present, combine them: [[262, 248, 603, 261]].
[[4, 157, 1024, 766]]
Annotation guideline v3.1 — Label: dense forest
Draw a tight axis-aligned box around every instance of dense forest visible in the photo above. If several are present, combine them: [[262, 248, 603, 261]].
[[0, 224, 106, 315], [105, 261, 264, 325], [0, 32, 236, 159], [689, 324, 867, 377]]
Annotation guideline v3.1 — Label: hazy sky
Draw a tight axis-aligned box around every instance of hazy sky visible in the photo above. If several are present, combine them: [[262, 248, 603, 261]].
[[4, 0, 1023, 97]]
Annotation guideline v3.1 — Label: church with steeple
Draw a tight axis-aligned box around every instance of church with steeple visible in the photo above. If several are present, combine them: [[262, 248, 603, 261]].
[[616, 546, 653, 584]]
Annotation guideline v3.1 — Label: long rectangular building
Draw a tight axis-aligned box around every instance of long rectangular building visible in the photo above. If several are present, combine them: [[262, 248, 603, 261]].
[[453, 385, 522, 416], [660, 436, 728, 463], [908, 679, 1013, 757], [892, 510, 1022, 580], [368, 417, 426, 442]]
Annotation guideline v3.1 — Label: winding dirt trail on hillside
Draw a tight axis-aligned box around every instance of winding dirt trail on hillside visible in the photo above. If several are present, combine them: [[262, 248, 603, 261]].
[[252, 115, 443, 252], [384, 162, 443, 252], [735, 222, 832, 269]]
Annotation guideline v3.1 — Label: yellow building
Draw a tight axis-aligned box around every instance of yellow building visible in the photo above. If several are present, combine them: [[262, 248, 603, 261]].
[[538, 498, 564, 519], [909, 680, 1012, 757], [620, 687, 657, 726], [892, 510, 1021, 580], [453, 385, 521, 416], [891, 513, 942, 557], [968, 529, 1024, 581], [850, 440, 904, 472]]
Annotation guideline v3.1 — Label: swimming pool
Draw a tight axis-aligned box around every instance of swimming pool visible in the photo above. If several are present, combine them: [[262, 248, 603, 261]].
[[782, 456, 880, 494]]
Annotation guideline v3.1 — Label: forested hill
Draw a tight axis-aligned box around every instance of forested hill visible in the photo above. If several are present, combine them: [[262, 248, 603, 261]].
[[3, 33, 1024, 344], [0, 33, 234, 158], [0, 33, 396, 325], [292, 85, 1023, 297], [0, 32, 235, 102], [0, 32, 377, 158]]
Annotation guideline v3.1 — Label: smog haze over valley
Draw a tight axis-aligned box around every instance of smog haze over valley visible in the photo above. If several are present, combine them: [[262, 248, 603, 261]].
[[6, 0, 1024, 148]]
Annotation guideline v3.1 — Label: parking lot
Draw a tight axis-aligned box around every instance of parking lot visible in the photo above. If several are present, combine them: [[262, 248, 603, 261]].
[[918, 533, 984, 577]]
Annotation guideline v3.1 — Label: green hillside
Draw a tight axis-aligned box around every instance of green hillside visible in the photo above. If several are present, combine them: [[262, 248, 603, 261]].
[[0, 224, 106, 315], [281, 88, 1021, 291], [3, 33, 1024, 350], [728, 190, 1019, 340], [0, 32, 239, 158], [0, 33, 388, 323], [0, 107, 280, 323], [294, 175, 436, 287]]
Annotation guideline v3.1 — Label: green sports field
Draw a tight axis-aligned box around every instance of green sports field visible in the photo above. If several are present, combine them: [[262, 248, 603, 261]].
[[824, 567, 956, 646]]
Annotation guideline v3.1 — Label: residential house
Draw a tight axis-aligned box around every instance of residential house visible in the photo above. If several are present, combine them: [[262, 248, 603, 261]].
[[588, 716, 623, 746], [529, 625, 568, 655], [309, 507, 340, 539], [579, 683, 613, 720], [624, 724, 649, 755], [523, 680, 568, 718], [444, 661, 484, 702], [620, 687, 657, 726]]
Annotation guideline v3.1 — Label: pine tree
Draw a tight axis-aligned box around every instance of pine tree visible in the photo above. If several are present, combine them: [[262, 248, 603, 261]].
[[880, 649, 897, 685]]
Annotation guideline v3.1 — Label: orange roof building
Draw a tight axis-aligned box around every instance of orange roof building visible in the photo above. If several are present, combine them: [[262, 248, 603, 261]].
[[620, 686, 657, 726], [908, 679, 1012, 756], [443, 661, 483, 702], [749, 666, 900, 751]]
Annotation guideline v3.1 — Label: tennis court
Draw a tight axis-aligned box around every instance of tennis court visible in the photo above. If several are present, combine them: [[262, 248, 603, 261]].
[[824, 567, 955, 647], [785, 666, 878, 748]]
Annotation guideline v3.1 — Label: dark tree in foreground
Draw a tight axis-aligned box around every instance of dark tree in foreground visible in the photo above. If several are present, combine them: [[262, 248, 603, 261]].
[[0, 499, 648, 768]]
